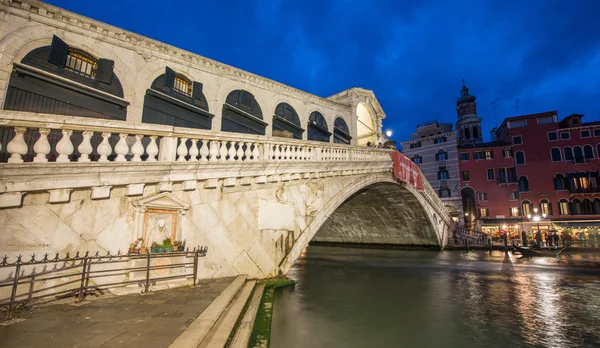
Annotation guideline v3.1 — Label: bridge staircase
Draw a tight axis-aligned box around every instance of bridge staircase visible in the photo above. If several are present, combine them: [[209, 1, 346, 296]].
[[449, 225, 489, 246]]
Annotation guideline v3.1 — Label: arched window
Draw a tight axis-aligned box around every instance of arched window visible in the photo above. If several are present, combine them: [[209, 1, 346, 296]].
[[593, 199, 600, 215], [564, 147, 574, 161], [584, 145, 594, 159], [273, 103, 303, 139], [558, 199, 569, 215], [222, 90, 266, 135], [4, 35, 126, 120], [578, 172, 590, 190], [436, 150, 448, 161], [518, 176, 529, 192], [574, 146, 584, 163], [142, 67, 212, 129], [582, 199, 593, 215], [461, 187, 476, 229], [308, 112, 331, 142], [567, 172, 578, 190], [554, 174, 565, 190], [464, 128, 471, 139], [551, 148, 562, 162], [438, 167, 449, 180], [521, 200, 532, 217], [540, 199, 552, 216], [597, 144, 600, 159], [515, 151, 526, 165], [590, 172, 599, 190], [571, 199, 581, 215], [412, 155, 422, 164], [473, 127, 479, 139], [333, 117, 352, 144]]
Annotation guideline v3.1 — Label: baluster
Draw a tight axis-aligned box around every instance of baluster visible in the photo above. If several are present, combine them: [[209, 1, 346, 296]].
[[97, 132, 112, 163], [78, 131, 93, 163], [56, 130, 74, 163], [209, 140, 219, 162], [244, 142, 252, 161], [219, 141, 228, 162], [285, 145, 291, 160], [274, 145, 281, 160], [177, 137, 189, 162], [228, 141, 237, 161], [189, 139, 199, 161], [236, 142, 244, 161], [252, 142, 260, 161], [6, 127, 28, 163], [114, 133, 129, 162], [130, 135, 144, 162], [33, 128, 51, 163], [199, 140, 209, 163], [146, 136, 159, 162]]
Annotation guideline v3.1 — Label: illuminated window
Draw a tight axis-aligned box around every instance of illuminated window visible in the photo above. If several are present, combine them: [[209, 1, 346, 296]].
[[558, 199, 569, 215], [485, 151, 494, 159], [540, 199, 551, 215], [462, 170, 470, 181], [64, 49, 97, 78], [477, 192, 487, 201], [173, 75, 192, 96], [509, 191, 518, 200], [510, 207, 519, 217], [503, 149, 513, 158], [479, 208, 489, 217], [521, 200, 532, 216]]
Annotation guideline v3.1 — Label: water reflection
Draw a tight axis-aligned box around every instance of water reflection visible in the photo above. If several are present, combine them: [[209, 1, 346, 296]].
[[271, 247, 600, 348]]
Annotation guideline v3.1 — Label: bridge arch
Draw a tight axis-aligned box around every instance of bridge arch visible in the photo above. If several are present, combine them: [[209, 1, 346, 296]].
[[279, 174, 442, 273]]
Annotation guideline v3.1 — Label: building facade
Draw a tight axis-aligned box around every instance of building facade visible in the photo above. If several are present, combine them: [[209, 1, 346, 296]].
[[401, 121, 463, 221], [460, 110, 600, 238]]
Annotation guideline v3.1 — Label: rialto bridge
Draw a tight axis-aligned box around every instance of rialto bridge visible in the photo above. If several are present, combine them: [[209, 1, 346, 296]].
[[0, 0, 453, 281]]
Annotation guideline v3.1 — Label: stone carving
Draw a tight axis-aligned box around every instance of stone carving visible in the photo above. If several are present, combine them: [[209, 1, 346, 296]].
[[305, 182, 325, 217], [132, 192, 189, 247]]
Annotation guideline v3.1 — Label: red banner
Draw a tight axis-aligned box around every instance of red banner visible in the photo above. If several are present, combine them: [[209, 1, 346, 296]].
[[390, 151, 424, 191]]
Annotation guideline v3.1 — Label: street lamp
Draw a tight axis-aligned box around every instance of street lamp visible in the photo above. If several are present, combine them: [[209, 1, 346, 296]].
[[527, 208, 547, 246]]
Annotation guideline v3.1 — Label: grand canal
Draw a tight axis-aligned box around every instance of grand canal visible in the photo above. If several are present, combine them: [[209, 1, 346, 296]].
[[271, 246, 600, 348]]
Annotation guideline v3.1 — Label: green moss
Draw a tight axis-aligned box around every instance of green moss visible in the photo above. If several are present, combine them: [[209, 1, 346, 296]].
[[248, 278, 295, 348]]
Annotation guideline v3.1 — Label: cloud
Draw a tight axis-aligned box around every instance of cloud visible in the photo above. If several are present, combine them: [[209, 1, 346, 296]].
[[282, 22, 329, 82]]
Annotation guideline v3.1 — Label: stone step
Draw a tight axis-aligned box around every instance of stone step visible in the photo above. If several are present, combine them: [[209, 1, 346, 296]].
[[228, 282, 266, 348], [197, 279, 257, 348], [169, 275, 247, 348]]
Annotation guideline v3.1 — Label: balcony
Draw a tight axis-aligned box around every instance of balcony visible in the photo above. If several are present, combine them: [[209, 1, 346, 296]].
[[438, 180, 449, 187], [568, 187, 600, 195], [497, 177, 518, 185]]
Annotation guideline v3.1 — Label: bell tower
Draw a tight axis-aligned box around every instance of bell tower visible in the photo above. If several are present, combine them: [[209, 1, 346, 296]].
[[456, 79, 483, 146]]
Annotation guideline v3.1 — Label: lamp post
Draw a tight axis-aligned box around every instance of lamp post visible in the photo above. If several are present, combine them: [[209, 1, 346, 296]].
[[527, 208, 547, 247]]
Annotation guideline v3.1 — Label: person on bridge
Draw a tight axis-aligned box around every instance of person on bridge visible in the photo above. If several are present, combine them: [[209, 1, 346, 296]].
[[521, 230, 527, 247], [553, 231, 560, 248]]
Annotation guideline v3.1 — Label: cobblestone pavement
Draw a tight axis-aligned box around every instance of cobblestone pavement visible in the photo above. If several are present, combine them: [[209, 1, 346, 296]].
[[0, 277, 235, 348]]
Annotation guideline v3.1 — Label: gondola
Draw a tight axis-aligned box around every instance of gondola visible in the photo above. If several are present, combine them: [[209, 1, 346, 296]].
[[512, 243, 566, 258]]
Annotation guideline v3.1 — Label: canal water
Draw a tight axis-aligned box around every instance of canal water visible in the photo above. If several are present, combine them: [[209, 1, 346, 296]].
[[271, 246, 600, 348]]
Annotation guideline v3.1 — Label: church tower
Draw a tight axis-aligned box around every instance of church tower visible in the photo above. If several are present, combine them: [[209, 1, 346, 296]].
[[456, 80, 483, 146]]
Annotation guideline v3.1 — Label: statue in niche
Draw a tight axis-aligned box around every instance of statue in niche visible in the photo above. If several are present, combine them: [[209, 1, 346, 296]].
[[145, 213, 174, 246]]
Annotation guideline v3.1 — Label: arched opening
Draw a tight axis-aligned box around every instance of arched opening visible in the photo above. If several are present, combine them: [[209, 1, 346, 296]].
[[222, 90, 265, 135], [472, 127, 479, 139], [540, 199, 552, 216], [571, 199, 581, 215], [582, 199, 593, 215], [272, 103, 303, 139], [461, 187, 476, 229], [564, 147, 574, 161], [584, 145, 595, 159], [551, 148, 562, 162], [558, 199, 569, 215], [411, 154, 422, 165], [436, 150, 448, 161], [142, 66, 212, 129], [574, 146, 584, 163], [4, 35, 126, 119], [356, 103, 376, 146], [518, 176, 529, 192], [593, 199, 600, 215], [307, 111, 330, 142], [554, 174, 565, 190], [515, 151, 526, 165], [333, 117, 352, 144], [521, 200, 532, 216], [311, 182, 438, 246]]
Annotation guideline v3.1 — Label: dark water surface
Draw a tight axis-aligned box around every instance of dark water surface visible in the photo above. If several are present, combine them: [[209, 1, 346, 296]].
[[271, 246, 600, 348]]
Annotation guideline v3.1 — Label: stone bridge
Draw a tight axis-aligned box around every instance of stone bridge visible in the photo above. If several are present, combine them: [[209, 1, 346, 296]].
[[0, 0, 454, 280]]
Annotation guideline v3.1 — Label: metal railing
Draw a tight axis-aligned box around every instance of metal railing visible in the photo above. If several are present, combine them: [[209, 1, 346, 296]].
[[0, 247, 207, 321]]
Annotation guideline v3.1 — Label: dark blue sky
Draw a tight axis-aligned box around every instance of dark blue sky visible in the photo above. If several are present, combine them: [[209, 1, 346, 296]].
[[47, 0, 600, 143]]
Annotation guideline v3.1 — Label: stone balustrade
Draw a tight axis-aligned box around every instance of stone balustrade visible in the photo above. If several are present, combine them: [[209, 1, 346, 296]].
[[0, 111, 393, 207], [0, 111, 390, 165]]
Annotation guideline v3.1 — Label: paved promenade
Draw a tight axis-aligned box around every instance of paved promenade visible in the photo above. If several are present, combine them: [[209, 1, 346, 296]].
[[0, 277, 235, 348]]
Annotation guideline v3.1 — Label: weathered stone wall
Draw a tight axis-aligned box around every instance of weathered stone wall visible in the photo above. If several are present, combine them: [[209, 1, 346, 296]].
[[311, 183, 439, 246]]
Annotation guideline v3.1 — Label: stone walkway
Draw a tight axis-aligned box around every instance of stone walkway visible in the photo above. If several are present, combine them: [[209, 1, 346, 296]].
[[0, 277, 235, 348]]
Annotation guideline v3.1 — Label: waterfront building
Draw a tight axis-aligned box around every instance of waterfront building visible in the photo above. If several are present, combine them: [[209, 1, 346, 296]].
[[400, 121, 463, 222], [460, 110, 600, 237]]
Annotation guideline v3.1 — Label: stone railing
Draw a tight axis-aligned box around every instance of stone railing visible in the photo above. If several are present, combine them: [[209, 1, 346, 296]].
[[420, 175, 453, 225], [0, 111, 391, 165], [0, 111, 393, 207]]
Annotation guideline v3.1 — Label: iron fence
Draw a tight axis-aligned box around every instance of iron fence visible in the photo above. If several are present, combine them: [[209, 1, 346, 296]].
[[0, 247, 208, 321]]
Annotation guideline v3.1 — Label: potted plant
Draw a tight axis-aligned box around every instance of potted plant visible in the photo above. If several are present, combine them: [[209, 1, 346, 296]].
[[163, 238, 173, 252], [150, 241, 159, 253], [178, 240, 186, 251], [129, 238, 143, 254], [139, 238, 147, 254]]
